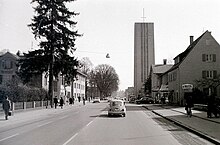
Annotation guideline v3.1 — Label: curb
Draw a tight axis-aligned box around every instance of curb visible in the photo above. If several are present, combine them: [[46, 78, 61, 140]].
[[143, 106, 220, 145], [171, 109, 220, 124]]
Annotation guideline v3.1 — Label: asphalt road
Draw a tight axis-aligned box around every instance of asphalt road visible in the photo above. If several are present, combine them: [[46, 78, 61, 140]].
[[0, 102, 214, 145]]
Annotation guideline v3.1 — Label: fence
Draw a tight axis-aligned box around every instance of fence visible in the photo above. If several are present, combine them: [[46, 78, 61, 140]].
[[0, 100, 51, 112]]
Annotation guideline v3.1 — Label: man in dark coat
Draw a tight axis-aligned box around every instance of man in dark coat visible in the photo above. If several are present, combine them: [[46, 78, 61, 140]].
[[54, 97, 58, 109], [185, 95, 193, 117], [2, 96, 11, 120], [59, 97, 64, 109]]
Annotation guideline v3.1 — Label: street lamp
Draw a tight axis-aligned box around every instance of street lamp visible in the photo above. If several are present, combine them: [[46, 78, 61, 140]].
[[106, 53, 110, 58]]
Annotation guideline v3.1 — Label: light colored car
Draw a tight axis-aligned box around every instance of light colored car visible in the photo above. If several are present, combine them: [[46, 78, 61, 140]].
[[93, 97, 100, 103], [108, 100, 126, 117]]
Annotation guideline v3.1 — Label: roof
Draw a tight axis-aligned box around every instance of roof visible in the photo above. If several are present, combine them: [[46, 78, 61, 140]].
[[77, 70, 87, 78], [152, 64, 173, 74], [164, 31, 209, 74], [0, 52, 19, 59]]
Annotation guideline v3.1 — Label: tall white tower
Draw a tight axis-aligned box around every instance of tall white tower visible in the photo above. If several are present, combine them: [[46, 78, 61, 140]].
[[134, 23, 155, 97]]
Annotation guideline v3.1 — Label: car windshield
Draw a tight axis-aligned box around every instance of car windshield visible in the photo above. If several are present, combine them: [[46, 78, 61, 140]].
[[111, 101, 122, 106]]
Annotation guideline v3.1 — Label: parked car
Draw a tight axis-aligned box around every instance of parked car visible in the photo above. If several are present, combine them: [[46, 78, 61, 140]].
[[108, 100, 126, 117], [129, 97, 136, 103], [93, 97, 100, 103], [135, 97, 154, 104]]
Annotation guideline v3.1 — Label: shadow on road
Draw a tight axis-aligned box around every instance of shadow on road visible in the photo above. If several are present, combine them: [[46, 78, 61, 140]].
[[126, 105, 147, 111], [90, 114, 124, 118]]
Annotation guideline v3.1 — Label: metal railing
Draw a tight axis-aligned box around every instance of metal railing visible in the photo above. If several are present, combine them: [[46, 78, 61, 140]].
[[0, 100, 51, 112]]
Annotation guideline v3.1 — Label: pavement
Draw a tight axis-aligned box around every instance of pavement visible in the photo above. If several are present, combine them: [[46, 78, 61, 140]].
[[1, 102, 220, 144], [0, 101, 89, 128], [144, 104, 220, 145]]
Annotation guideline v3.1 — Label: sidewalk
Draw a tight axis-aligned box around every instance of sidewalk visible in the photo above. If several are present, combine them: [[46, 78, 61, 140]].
[[144, 105, 220, 145], [0, 101, 89, 128]]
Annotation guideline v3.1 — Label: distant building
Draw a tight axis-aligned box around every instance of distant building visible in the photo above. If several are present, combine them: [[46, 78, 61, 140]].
[[0, 52, 18, 85], [134, 23, 155, 98], [162, 31, 220, 105], [125, 87, 134, 101], [150, 59, 173, 102], [0, 51, 85, 103]]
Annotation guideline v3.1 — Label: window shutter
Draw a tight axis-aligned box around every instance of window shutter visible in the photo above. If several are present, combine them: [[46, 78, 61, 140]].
[[213, 54, 216, 62], [202, 54, 206, 62], [213, 70, 217, 79], [202, 71, 206, 79]]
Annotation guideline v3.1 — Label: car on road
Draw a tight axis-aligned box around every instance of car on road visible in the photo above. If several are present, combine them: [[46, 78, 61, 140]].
[[108, 100, 126, 117], [93, 97, 100, 103], [135, 97, 154, 104], [129, 97, 136, 103]]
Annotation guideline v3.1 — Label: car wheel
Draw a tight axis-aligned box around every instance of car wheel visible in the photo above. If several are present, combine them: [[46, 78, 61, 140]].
[[108, 113, 111, 117], [123, 113, 126, 117]]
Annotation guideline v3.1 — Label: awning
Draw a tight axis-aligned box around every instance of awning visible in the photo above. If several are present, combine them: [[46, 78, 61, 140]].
[[159, 85, 169, 92]]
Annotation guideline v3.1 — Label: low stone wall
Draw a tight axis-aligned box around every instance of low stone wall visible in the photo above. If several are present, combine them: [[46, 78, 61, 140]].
[[194, 104, 208, 111]]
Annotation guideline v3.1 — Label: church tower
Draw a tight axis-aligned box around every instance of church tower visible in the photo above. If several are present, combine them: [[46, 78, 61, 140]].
[[134, 23, 155, 97]]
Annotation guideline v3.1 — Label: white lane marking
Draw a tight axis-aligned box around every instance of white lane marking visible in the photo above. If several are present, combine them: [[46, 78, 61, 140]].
[[37, 121, 52, 127], [59, 115, 68, 120], [86, 121, 93, 127], [0, 133, 19, 142], [63, 133, 78, 145]]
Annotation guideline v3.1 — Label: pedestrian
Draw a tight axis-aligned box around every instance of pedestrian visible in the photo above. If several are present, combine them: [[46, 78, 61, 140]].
[[185, 95, 193, 117], [83, 97, 86, 105], [207, 95, 218, 118], [59, 97, 64, 109], [54, 97, 58, 109], [2, 96, 11, 120], [69, 97, 73, 105], [72, 97, 75, 104]]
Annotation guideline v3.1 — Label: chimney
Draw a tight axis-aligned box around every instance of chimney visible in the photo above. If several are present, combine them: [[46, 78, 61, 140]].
[[163, 59, 167, 65], [190, 36, 194, 44]]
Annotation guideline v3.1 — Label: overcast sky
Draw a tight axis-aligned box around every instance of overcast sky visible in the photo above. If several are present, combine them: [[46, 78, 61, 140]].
[[1, 0, 220, 90]]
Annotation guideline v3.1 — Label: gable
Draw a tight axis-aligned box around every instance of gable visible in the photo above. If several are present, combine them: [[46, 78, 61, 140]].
[[0, 52, 18, 61]]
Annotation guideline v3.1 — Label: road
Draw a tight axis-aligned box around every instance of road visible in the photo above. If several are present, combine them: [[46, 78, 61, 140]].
[[0, 102, 214, 145]]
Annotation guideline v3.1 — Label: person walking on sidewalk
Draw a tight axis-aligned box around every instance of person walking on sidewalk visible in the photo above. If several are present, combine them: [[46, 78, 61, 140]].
[[59, 97, 64, 109], [54, 97, 58, 109], [83, 97, 86, 105], [2, 96, 11, 120], [207, 95, 218, 118], [185, 95, 193, 117]]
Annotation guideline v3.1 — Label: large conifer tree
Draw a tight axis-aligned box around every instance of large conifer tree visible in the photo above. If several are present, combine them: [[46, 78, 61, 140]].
[[18, 0, 80, 106]]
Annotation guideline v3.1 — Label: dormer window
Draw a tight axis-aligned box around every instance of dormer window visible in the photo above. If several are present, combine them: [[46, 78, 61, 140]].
[[174, 57, 179, 64]]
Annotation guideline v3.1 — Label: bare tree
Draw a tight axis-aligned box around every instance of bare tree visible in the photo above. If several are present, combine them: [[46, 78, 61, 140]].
[[79, 57, 93, 75], [90, 64, 119, 99]]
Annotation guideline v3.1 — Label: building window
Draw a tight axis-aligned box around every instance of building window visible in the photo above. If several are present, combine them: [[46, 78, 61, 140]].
[[202, 70, 217, 79], [2, 60, 13, 69], [202, 54, 216, 62]]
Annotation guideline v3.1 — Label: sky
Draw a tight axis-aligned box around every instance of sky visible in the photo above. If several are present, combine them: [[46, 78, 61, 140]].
[[1, 0, 220, 90]]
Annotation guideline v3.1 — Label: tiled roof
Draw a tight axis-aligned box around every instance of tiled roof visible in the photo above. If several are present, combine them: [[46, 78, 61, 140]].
[[152, 64, 173, 74], [165, 31, 208, 74]]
